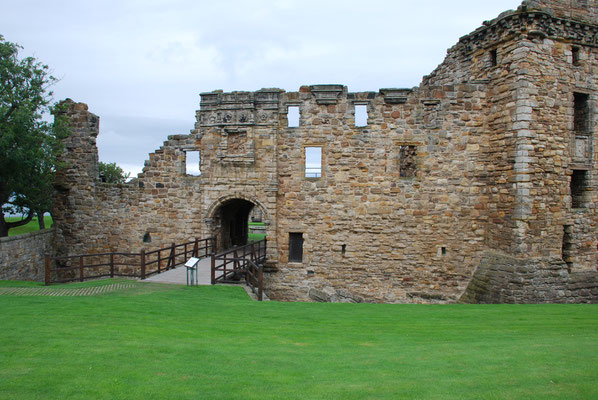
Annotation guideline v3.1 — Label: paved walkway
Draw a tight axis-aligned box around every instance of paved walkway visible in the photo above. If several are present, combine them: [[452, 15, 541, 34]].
[[144, 256, 213, 285], [0, 282, 137, 297], [143, 256, 269, 300]]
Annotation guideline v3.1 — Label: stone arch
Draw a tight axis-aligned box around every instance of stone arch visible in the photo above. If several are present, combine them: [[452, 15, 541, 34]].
[[205, 194, 270, 251]]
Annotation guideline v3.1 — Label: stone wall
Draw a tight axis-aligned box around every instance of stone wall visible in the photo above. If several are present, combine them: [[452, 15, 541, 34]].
[[0, 229, 54, 281], [51, 0, 598, 303], [461, 251, 598, 303]]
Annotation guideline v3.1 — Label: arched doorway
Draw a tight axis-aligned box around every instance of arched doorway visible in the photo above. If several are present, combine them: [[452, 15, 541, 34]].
[[209, 198, 262, 251]]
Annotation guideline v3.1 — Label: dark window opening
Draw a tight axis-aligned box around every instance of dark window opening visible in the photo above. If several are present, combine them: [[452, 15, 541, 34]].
[[572, 46, 581, 66], [288, 106, 300, 128], [399, 145, 417, 178], [574, 92, 590, 134], [341, 244, 346, 255], [355, 104, 368, 127], [441, 247, 447, 256], [143, 232, 151, 243], [571, 170, 587, 208], [289, 233, 303, 263], [562, 225, 573, 273], [489, 49, 498, 67]]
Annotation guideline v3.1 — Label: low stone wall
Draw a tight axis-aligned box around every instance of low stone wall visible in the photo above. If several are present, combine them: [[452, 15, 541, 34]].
[[0, 229, 54, 282], [460, 251, 598, 304]]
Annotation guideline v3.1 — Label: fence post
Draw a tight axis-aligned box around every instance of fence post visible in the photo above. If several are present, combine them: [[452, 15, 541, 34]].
[[211, 253, 215, 285], [140, 250, 146, 280], [110, 253, 114, 278], [170, 243, 175, 270], [193, 238, 199, 258], [79, 256, 84, 282], [258, 266, 263, 301], [45, 254, 51, 286], [157, 250, 161, 274], [212, 237, 217, 255]]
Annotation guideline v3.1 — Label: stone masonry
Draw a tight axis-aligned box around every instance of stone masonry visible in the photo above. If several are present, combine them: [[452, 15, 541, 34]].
[[0, 229, 54, 281], [52, 0, 598, 303]]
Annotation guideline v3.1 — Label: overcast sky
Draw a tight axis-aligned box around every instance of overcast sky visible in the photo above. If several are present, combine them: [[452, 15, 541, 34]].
[[2, 0, 522, 177]]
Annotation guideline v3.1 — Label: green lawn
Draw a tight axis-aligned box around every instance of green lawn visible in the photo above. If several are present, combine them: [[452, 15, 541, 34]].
[[248, 221, 266, 242], [0, 280, 597, 399], [5, 215, 53, 236]]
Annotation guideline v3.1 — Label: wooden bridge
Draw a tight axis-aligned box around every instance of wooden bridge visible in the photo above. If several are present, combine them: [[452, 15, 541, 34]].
[[45, 237, 267, 300]]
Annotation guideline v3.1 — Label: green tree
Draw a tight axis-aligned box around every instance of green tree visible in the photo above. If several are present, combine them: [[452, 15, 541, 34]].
[[0, 35, 69, 236], [98, 161, 131, 184]]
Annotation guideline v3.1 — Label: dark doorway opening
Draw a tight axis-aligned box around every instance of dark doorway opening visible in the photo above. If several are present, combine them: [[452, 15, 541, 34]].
[[217, 199, 255, 251]]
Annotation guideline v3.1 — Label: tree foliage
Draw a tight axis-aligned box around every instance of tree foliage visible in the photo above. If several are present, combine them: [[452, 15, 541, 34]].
[[98, 162, 131, 184], [0, 35, 69, 236]]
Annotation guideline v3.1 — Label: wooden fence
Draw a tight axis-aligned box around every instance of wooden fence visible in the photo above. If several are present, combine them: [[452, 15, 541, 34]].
[[45, 237, 216, 285], [211, 239, 267, 300]]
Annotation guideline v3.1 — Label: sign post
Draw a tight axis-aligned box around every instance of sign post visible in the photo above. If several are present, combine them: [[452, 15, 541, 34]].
[[185, 257, 200, 286]]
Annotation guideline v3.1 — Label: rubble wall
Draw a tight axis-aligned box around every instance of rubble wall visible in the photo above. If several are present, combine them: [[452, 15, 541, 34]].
[[0, 229, 54, 281]]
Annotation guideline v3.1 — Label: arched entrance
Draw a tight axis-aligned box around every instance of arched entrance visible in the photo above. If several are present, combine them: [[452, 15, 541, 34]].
[[208, 196, 267, 252]]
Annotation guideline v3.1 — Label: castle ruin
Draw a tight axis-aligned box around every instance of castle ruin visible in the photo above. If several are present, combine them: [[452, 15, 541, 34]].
[[53, 0, 598, 303]]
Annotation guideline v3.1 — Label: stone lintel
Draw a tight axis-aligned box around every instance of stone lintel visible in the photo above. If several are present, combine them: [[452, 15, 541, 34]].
[[309, 84, 345, 105], [379, 88, 412, 104]]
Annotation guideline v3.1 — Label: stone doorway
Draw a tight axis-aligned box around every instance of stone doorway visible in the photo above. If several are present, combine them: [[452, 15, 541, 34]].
[[212, 198, 256, 251]]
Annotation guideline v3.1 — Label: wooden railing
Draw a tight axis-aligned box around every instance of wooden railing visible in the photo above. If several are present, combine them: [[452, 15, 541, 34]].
[[45, 237, 216, 285], [211, 239, 267, 301]]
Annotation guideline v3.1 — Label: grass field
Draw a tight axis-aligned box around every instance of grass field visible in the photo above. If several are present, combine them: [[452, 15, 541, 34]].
[[1, 279, 597, 399], [248, 221, 267, 242], [5, 215, 53, 236]]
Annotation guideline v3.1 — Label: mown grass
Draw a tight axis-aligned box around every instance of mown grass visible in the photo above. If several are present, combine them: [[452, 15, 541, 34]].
[[248, 221, 266, 242], [0, 279, 596, 399], [5, 215, 53, 236]]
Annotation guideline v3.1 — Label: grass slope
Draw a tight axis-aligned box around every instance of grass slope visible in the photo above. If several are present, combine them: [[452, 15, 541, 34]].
[[5, 215, 53, 236], [0, 280, 596, 399]]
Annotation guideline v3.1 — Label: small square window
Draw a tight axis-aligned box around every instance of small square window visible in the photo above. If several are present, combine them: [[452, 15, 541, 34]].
[[489, 49, 498, 67], [288, 106, 300, 128], [185, 151, 201, 176], [289, 233, 303, 262], [355, 104, 368, 127], [571, 170, 587, 208], [399, 145, 417, 178], [572, 46, 581, 66], [573, 92, 590, 134], [305, 147, 322, 178]]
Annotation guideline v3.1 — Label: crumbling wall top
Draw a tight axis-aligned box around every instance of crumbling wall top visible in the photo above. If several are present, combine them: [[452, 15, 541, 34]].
[[524, 0, 598, 25]]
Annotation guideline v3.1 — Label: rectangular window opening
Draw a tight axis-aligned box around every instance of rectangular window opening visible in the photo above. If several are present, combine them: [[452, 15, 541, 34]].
[[399, 145, 417, 178], [489, 49, 498, 67], [571, 170, 587, 208], [574, 92, 590, 134], [289, 233, 303, 263], [185, 151, 201, 176], [305, 147, 322, 178], [287, 105, 300, 128], [355, 104, 368, 127], [572, 46, 581, 66]]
